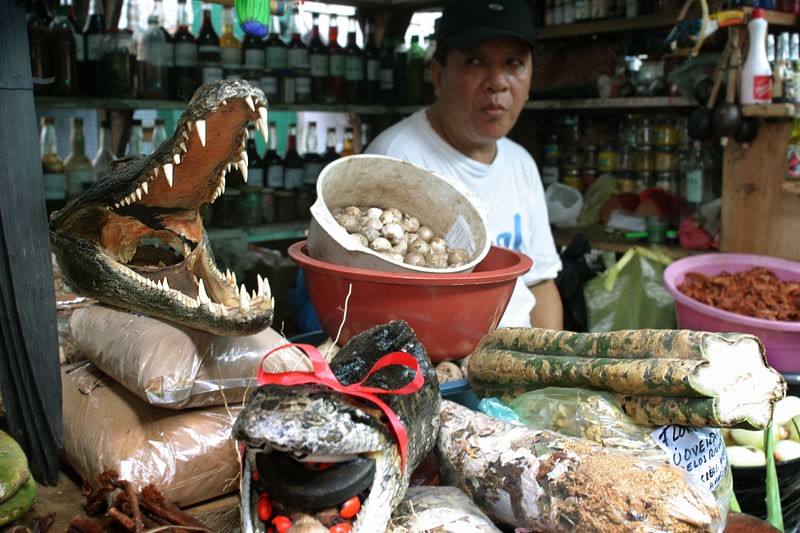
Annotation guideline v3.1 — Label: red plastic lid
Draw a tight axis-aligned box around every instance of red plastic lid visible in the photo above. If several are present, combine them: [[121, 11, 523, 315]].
[[752, 7, 765, 18]]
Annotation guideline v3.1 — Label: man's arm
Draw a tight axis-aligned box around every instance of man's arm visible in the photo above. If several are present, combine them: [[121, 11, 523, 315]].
[[528, 279, 563, 330]]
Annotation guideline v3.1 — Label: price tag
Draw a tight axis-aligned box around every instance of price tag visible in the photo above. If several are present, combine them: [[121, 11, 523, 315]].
[[651, 425, 728, 492], [444, 215, 475, 256]]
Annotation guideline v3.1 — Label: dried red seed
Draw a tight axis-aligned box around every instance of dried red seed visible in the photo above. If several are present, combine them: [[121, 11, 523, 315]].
[[272, 515, 292, 533], [338, 496, 361, 519], [329, 523, 352, 533], [252, 468, 259, 482], [257, 494, 272, 522]]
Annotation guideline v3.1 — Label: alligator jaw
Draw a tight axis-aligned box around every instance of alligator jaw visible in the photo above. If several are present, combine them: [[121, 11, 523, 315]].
[[49, 80, 274, 336]]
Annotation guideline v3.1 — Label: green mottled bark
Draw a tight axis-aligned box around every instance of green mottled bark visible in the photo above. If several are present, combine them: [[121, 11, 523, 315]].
[[614, 394, 757, 429], [0, 431, 29, 504], [0, 477, 35, 526]]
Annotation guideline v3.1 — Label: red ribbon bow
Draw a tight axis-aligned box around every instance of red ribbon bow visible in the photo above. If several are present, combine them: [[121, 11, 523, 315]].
[[258, 343, 424, 471]]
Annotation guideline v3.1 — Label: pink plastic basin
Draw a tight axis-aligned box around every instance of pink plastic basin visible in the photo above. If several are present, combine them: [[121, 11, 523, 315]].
[[288, 241, 532, 363], [663, 253, 800, 373]]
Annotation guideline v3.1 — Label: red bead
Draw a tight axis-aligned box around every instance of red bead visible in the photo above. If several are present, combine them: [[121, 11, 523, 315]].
[[252, 468, 259, 482], [272, 515, 292, 533], [257, 494, 272, 522], [329, 523, 352, 533], [338, 496, 361, 519]]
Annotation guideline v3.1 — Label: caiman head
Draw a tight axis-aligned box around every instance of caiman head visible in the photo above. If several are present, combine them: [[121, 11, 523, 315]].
[[49, 80, 273, 337]]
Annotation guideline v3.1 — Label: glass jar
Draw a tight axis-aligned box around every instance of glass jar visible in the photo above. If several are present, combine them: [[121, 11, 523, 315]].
[[582, 168, 598, 190], [655, 119, 678, 147], [617, 171, 638, 193], [655, 171, 679, 195], [543, 133, 562, 160], [635, 146, 655, 173], [616, 145, 636, 173], [654, 146, 675, 173], [563, 168, 583, 191], [581, 144, 598, 172], [261, 187, 276, 223], [636, 118, 654, 147], [598, 145, 618, 173], [239, 186, 262, 226], [637, 171, 655, 190]]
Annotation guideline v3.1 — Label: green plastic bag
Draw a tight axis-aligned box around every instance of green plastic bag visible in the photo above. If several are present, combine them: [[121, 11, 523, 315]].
[[584, 246, 675, 332]]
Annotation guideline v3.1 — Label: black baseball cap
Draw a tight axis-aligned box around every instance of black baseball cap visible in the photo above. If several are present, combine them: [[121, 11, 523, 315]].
[[436, 0, 535, 50]]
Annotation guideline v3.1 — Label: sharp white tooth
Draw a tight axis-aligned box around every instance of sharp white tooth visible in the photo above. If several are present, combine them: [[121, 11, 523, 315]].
[[173, 153, 181, 165], [219, 305, 229, 317], [187, 121, 193, 132], [135, 188, 142, 200], [180, 142, 187, 153], [263, 277, 272, 298], [153, 166, 160, 178], [221, 175, 227, 188], [245, 95, 256, 112], [231, 271, 237, 287], [258, 106, 268, 125], [241, 150, 248, 166], [222, 99, 227, 106], [205, 301, 217, 314], [114, 202, 120, 209], [258, 119, 269, 144], [162, 278, 170, 291], [195, 119, 206, 147], [124, 196, 131, 206], [257, 275, 264, 296], [182, 130, 189, 140], [239, 285, 250, 312], [163, 164, 174, 187], [227, 162, 232, 172], [251, 289, 257, 300], [225, 269, 232, 282], [239, 160, 248, 183], [141, 181, 149, 195], [197, 279, 210, 304]]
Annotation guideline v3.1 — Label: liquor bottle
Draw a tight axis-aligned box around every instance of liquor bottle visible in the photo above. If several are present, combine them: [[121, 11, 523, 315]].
[[26, 3, 51, 96], [153, 0, 175, 98], [124, 0, 141, 97], [40, 117, 66, 216], [99, 21, 136, 97], [197, 3, 223, 85], [265, 121, 285, 190], [340, 127, 356, 158], [345, 17, 365, 104], [681, 140, 709, 221], [393, 39, 409, 105], [174, 0, 199, 100], [64, 117, 93, 200], [138, 6, 171, 99], [92, 120, 115, 183], [406, 35, 425, 105], [66, 0, 86, 95], [48, 0, 80, 96], [242, 33, 266, 82], [283, 123, 305, 191], [308, 13, 328, 103], [265, 14, 287, 71], [364, 19, 381, 105], [287, 7, 309, 70], [246, 123, 265, 188], [326, 15, 346, 103], [321, 126, 339, 165], [379, 36, 395, 105], [303, 121, 323, 187], [152, 118, 168, 151], [220, 6, 242, 76], [422, 32, 437, 104], [82, 0, 104, 96], [128, 119, 145, 156]]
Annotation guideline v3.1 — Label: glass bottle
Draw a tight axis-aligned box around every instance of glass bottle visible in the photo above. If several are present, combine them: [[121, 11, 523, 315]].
[[283, 123, 305, 191], [681, 140, 708, 222], [360, 20, 380, 106], [345, 17, 365, 104], [26, 3, 51, 96], [379, 36, 396, 105], [82, 0, 105, 96], [406, 35, 425, 105], [360, 122, 372, 153], [128, 119, 145, 156], [422, 32, 437, 104], [287, 7, 309, 70], [321, 126, 340, 165], [40, 117, 66, 216], [220, 6, 242, 78], [265, 122, 285, 190], [242, 33, 266, 85], [303, 121, 323, 187], [197, 3, 223, 85], [92, 120, 115, 183], [153, 0, 175, 98], [124, 0, 141, 97], [265, 14, 287, 71], [64, 117, 93, 200], [138, 7, 171, 99], [173, 0, 199, 100], [48, 0, 80, 96], [246, 123, 265, 188], [393, 39, 409, 105], [340, 127, 356, 158], [327, 15, 346, 103], [308, 13, 329, 103], [99, 22, 136, 97], [65, 0, 86, 95], [262, 14, 286, 101], [151, 118, 168, 151]]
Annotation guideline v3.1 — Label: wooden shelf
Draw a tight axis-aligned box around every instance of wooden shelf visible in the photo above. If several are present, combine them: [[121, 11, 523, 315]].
[[207, 220, 309, 244], [536, 11, 681, 40], [552, 225, 704, 260], [526, 96, 695, 111], [742, 102, 796, 118]]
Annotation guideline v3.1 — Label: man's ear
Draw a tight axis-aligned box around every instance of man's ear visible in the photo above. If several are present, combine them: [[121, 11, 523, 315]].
[[432, 58, 443, 98]]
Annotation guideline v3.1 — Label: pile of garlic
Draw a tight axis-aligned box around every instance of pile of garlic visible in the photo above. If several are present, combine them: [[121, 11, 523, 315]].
[[331, 205, 470, 269], [724, 395, 800, 466]]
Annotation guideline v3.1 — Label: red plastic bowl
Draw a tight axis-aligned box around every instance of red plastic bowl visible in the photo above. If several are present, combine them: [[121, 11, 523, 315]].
[[288, 241, 533, 363], [663, 253, 800, 373]]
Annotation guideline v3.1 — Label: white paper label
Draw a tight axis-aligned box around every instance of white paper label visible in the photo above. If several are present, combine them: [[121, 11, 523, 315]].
[[444, 215, 475, 256], [651, 425, 727, 492]]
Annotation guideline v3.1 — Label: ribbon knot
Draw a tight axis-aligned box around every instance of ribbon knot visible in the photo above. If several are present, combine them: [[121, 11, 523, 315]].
[[257, 343, 424, 471]]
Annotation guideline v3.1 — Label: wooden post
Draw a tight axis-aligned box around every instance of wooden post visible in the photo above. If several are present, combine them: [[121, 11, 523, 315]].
[[0, 0, 63, 485]]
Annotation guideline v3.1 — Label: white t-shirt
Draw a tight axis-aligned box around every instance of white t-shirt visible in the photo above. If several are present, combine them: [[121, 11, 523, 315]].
[[366, 109, 562, 327]]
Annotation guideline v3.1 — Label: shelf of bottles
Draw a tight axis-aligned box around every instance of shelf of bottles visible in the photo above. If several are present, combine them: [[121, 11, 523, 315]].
[[526, 96, 696, 111]]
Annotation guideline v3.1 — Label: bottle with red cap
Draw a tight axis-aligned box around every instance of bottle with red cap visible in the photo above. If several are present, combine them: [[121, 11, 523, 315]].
[[740, 8, 773, 105]]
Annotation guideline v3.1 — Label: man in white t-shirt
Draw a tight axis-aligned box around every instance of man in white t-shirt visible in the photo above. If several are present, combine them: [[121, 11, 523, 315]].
[[366, 0, 563, 329]]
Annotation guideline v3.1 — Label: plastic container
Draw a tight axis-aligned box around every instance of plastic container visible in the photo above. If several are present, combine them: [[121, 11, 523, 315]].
[[288, 241, 532, 362], [740, 8, 773, 104], [663, 253, 800, 372]]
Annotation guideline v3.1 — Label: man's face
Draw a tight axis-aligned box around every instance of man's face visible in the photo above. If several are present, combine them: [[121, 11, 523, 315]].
[[433, 37, 533, 148]]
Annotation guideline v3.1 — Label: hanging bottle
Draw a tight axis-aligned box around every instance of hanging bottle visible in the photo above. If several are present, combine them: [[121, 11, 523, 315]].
[[197, 3, 223, 85], [220, 6, 242, 78], [363, 19, 380, 105], [345, 17, 365, 103], [82, 0, 104, 96], [740, 8, 772, 104], [321, 126, 339, 165], [283, 123, 305, 191], [40, 117, 66, 216], [340, 127, 356, 158], [245, 123, 265, 187], [64, 117, 93, 200], [287, 7, 309, 71], [327, 15, 346, 103], [26, 2, 51, 96], [138, 5, 171, 99], [174, 0, 199, 100], [303, 121, 323, 187], [48, 0, 80, 96], [308, 13, 329, 103], [265, 122, 285, 190], [406, 35, 425, 105]]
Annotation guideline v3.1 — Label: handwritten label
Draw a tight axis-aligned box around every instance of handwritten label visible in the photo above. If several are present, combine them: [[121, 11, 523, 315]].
[[651, 425, 728, 492]]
